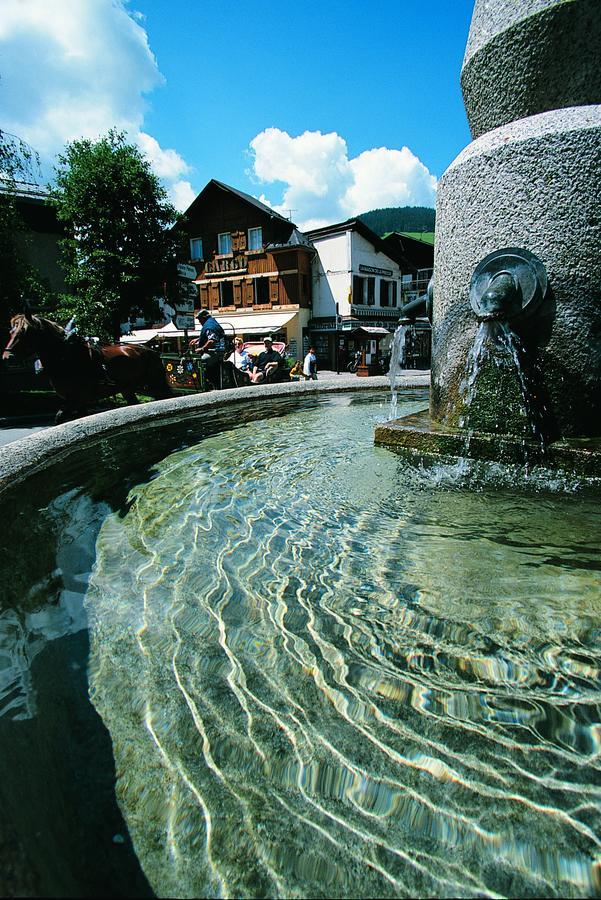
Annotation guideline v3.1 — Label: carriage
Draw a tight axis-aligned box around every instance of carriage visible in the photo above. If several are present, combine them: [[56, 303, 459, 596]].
[[129, 328, 291, 393]]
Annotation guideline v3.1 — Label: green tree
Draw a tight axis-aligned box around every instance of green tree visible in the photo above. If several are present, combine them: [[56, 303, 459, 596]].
[[358, 206, 436, 237], [0, 129, 48, 324], [51, 129, 180, 342]]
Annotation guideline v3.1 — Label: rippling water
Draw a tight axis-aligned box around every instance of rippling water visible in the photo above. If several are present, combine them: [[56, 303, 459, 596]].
[[84, 393, 601, 898]]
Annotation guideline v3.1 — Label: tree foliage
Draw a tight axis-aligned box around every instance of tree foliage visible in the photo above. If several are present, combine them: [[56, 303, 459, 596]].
[[0, 129, 47, 325], [358, 206, 436, 237], [51, 129, 180, 342]]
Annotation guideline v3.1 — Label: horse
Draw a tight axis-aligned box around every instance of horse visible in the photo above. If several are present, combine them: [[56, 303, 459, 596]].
[[2, 312, 172, 423]]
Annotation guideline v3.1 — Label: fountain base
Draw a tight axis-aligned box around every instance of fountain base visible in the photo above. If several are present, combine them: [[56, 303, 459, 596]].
[[375, 410, 601, 477]]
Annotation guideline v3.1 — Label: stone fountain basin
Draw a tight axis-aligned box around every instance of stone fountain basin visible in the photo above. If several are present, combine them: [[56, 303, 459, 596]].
[[375, 409, 601, 477], [0, 376, 430, 897]]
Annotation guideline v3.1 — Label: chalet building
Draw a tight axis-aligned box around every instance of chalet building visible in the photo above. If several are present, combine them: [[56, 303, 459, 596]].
[[181, 180, 314, 359], [305, 219, 409, 369]]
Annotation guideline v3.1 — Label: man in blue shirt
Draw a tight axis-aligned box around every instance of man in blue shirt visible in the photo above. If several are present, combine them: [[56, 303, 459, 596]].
[[190, 309, 226, 388]]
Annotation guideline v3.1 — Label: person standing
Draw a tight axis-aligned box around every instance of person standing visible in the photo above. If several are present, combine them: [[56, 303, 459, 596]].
[[303, 346, 317, 381]]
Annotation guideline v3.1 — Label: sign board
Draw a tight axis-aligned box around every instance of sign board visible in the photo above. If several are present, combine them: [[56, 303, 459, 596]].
[[359, 264, 393, 277], [175, 314, 195, 330], [175, 298, 194, 313], [179, 281, 198, 299], [177, 263, 197, 280]]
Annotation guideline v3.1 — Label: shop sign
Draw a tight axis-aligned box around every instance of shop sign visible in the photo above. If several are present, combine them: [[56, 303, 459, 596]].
[[179, 280, 198, 299], [175, 298, 194, 313], [177, 263, 197, 280], [205, 256, 247, 274], [359, 264, 393, 277]]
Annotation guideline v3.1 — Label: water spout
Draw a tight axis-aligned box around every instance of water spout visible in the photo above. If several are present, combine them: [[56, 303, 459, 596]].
[[469, 248, 547, 324], [388, 324, 408, 419]]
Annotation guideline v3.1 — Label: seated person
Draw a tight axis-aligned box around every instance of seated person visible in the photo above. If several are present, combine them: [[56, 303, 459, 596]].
[[189, 308, 226, 387], [226, 337, 253, 385], [250, 336, 282, 384], [289, 360, 303, 381]]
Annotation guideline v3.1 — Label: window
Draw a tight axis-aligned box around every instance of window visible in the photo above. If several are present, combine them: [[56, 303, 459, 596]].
[[219, 281, 234, 306], [380, 280, 390, 307], [218, 232, 232, 255], [254, 278, 269, 305], [353, 275, 365, 304], [190, 237, 203, 260], [248, 227, 262, 251], [366, 277, 375, 306], [392, 281, 398, 306]]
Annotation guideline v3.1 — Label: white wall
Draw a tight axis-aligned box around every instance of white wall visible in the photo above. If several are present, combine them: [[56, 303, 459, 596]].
[[311, 233, 352, 318], [350, 232, 403, 309], [311, 228, 404, 319]]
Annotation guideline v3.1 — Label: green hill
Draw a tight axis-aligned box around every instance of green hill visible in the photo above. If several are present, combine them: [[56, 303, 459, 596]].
[[358, 206, 435, 237], [398, 231, 435, 245]]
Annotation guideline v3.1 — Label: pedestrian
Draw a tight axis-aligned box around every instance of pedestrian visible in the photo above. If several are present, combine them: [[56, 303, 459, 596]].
[[303, 346, 318, 381]]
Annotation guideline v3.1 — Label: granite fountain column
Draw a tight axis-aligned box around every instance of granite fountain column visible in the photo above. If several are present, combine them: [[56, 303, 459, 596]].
[[376, 0, 601, 473]]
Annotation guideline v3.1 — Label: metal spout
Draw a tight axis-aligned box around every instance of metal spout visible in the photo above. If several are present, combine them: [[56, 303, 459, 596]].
[[469, 248, 548, 323]]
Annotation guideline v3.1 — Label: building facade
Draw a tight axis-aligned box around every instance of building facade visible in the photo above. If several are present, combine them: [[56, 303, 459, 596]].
[[306, 219, 407, 369], [11, 186, 66, 295], [181, 180, 314, 359]]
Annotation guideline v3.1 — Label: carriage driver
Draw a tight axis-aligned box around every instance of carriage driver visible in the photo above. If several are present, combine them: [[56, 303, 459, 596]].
[[189, 309, 226, 385]]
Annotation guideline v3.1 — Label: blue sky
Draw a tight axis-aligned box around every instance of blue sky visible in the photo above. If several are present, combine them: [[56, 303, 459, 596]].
[[0, 0, 475, 228]]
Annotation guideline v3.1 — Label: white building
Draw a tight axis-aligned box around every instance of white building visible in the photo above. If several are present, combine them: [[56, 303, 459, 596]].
[[305, 219, 407, 370]]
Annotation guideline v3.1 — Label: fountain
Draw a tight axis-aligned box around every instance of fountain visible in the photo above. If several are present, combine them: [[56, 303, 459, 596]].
[[376, 0, 601, 475], [1, 4, 601, 898]]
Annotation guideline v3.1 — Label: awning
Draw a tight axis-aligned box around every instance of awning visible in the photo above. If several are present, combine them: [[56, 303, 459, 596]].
[[120, 311, 298, 344], [213, 311, 297, 336], [350, 326, 391, 337], [120, 321, 182, 344]]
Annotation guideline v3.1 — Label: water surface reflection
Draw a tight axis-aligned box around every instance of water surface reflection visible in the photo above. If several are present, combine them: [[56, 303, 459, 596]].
[[85, 394, 601, 898]]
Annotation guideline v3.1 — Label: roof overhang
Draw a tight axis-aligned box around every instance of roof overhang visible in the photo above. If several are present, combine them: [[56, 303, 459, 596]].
[[120, 311, 299, 344]]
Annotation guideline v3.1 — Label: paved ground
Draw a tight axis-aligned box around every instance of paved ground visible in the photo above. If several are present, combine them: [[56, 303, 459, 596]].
[[0, 417, 55, 448], [0, 369, 430, 448]]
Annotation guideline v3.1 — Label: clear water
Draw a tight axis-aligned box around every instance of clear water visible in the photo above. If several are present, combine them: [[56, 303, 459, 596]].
[[76, 394, 601, 898]]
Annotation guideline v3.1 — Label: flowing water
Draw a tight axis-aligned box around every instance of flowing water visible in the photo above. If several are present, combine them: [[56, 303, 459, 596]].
[[388, 325, 409, 420], [77, 392, 601, 898], [459, 320, 547, 450]]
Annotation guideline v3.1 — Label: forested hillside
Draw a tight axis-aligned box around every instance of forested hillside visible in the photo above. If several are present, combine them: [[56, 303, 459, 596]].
[[358, 206, 435, 236]]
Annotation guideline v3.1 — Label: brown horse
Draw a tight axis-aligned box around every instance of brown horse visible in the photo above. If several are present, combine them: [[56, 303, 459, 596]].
[[2, 312, 171, 423]]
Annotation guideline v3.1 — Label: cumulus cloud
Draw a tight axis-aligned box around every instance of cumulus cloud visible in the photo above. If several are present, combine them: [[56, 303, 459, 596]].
[[249, 128, 437, 230], [0, 0, 194, 209]]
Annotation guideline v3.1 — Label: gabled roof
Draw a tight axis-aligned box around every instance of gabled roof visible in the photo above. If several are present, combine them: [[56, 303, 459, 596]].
[[265, 228, 314, 252], [306, 217, 405, 266], [183, 178, 293, 224]]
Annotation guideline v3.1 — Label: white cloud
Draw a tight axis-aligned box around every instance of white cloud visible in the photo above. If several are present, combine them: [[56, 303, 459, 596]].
[[136, 132, 190, 180], [0, 0, 195, 209], [249, 128, 437, 229], [168, 179, 196, 211]]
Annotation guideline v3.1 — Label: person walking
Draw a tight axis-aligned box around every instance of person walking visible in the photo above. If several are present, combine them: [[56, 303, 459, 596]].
[[303, 347, 318, 381]]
